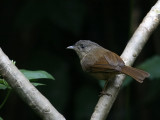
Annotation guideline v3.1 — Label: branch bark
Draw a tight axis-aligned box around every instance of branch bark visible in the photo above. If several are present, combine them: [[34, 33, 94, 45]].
[[91, 1, 160, 120], [0, 48, 65, 120]]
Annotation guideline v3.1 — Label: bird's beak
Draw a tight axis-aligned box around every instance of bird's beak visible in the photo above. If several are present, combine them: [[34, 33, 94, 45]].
[[66, 46, 75, 49]]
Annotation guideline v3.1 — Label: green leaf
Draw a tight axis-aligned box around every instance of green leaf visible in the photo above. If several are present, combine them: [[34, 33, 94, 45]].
[[31, 82, 46, 87], [138, 55, 160, 80], [0, 69, 53, 89], [122, 76, 133, 87], [0, 79, 11, 90], [141, 56, 160, 103], [20, 69, 55, 80], [99, 80, 105, 88], [0, 84, 7, 90], [0, 116, 3, 120], [0, 79, 4, 84]]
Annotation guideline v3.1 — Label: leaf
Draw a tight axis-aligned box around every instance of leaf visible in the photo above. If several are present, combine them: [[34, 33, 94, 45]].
[[137, 56, 160, 103], [0, 84, 7, 90], [31, 82, 46, 87], [138, 55, 160, 80], [20, 69, 55, 80], [0, 70, 53, 89], [99, 80, 105, 88], [122, 76, 133, 87], [0, 117, 3, 120], [0, 79, 11, 90], [0, 79, 4, 84]]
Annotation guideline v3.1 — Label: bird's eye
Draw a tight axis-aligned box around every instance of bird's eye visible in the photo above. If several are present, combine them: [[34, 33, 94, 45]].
[[80, 44, 85, 49]]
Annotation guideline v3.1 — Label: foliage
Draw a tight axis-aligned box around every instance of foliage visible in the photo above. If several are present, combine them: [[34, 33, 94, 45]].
[[20, 69, 54, 81], [0, 68, 54, 115], [0, 69, 54, 90]]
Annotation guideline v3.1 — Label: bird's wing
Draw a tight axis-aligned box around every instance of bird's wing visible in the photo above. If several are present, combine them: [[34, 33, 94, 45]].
[[89, 50, 125, 73]]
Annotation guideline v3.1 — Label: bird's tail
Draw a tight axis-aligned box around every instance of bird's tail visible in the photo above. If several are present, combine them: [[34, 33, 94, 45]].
[[121, 66, 150, 83]]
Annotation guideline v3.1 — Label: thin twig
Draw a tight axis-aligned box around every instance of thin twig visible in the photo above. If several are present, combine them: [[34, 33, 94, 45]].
[[91, 1, 160, 120]]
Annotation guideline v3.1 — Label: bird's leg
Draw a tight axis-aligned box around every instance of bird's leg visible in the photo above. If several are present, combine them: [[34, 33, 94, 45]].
[[99, 80, 112, 97]]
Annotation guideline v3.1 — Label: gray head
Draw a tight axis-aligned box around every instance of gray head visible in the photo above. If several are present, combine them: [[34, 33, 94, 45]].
[[67, 40, 100, 59]]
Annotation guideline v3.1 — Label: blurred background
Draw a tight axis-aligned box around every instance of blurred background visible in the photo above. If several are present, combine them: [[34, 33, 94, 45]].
[[0, 0, 160, 120]]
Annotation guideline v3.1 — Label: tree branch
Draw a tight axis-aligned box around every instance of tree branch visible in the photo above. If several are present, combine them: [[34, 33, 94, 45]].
[[0, 48, 65, 120], [91, 1, 160, 120]]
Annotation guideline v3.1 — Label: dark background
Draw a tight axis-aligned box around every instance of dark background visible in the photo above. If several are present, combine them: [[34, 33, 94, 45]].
[[0, 0, 160, 120]]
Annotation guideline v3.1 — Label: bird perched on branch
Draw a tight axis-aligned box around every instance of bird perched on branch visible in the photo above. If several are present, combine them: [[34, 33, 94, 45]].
[[67, 40, 150, 84]]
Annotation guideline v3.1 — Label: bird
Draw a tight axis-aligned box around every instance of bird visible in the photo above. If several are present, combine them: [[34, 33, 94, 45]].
[[67, 40, 150, 84]]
